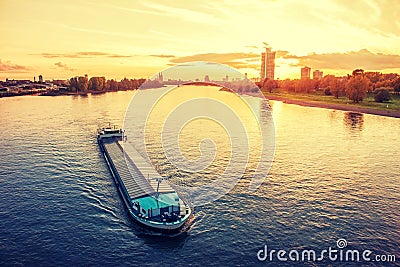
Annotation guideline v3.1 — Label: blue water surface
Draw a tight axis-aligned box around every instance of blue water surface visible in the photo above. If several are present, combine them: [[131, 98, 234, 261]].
[[0, 91, 399, 266]]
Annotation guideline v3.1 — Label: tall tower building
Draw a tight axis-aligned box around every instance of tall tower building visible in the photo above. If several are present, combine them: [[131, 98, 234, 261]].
[[301, 66, 311, 79], [260, 46, 276, 80]]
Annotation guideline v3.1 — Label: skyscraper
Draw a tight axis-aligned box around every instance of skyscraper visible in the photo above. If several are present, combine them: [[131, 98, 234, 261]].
[[301, 66, 311, 79], [260, 46, 276, 80]]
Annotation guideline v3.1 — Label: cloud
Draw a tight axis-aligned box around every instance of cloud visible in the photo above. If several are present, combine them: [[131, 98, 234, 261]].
[[76, 51, 108, 56], [107, 54, 132, 58], [131, 2, 221, 25], [169, 52, 260, 70], [245, 45, 260, 49], [54, 62, 76, 71], [40, 52, 132, 58], [170, 52, 259, 63], [330, 0, 400, 37], [171, 63, 197, 67], [221, 61, 260, 70], [0, 59, 30, 72], [150, 54, 175, 58], [41, 53, 69, 58], [284, 49, 400, 70], [276, 50, 299, 59]]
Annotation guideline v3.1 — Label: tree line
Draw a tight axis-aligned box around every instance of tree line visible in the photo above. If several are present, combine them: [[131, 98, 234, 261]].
[[260, 70, 400, 103], [68, 76, 147, 93]]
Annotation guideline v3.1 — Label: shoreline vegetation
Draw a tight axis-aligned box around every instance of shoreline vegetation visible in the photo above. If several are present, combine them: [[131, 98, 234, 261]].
[[259, 69, 400, 119], [263, 91, 400, 118], [0, 76, 155, 98]]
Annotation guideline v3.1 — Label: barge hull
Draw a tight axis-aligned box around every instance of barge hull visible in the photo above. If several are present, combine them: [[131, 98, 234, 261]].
[[98, 137, 190, 233]]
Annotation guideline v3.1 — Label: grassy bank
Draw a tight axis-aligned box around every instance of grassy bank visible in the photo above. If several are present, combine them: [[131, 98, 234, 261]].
[[263, 89, 400, 111]]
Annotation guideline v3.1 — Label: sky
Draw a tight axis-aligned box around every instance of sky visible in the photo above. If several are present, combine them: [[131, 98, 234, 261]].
[[1, 0, 400, 80]]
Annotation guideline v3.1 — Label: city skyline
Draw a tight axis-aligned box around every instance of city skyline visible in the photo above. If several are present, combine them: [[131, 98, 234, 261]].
[[1, 0, 400, 80]]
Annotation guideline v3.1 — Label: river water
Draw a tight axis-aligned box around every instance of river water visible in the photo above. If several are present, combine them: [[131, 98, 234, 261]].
[[0, 88, 398, 266]]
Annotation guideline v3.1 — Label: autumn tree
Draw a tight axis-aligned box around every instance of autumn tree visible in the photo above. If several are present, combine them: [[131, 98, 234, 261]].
[[331, 78, 347, 98], [88, 77, 106, 91], [87, 77, 96, 91], [320, 75, 335, 89], [77, 76, 88, 92], [119, 78, 130, 90], [374, 88, 391, 102], [365, 72, 381, 84], [293, 78, 317, 93], [294, 79, 303, 93], [346, 75, 369, 103], [307, 79, 319, 93], [69, 77, 78, 92], [320, 75, 346, 98], [109, 79, 119, 91], [262, 78, 277, 93], [393, 77, 400, 94], [278, 79, 295, 92], [330, 79, 340, 98]]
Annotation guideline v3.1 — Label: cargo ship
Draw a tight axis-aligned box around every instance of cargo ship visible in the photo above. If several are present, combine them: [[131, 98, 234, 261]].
[[97, 125, 192, 232]]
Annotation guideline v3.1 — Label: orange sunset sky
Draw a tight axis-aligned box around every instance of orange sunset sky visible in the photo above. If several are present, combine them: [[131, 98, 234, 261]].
[[1, 0, 400, 81]]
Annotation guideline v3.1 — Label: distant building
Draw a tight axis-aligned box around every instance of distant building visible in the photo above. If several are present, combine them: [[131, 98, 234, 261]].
[[38, 75, 43, 83], [301, 66, 311, 79], [4, 79, 31, 86], [313, 70, 323, 80], [260, 46, 276, 80], [157, 72, 163, 82], [204, 75, 210, 82]]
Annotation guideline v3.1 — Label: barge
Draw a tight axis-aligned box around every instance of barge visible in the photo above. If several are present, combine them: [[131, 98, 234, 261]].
[[97, 125, 192, 232]]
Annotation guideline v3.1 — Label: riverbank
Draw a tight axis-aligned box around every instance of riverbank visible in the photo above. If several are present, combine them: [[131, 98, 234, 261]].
[[0, 88, 137, 98], [264, 93, 400, 118]]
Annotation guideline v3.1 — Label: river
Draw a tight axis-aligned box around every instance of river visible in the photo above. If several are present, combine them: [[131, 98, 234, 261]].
[[0, 89, 398, 266]]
